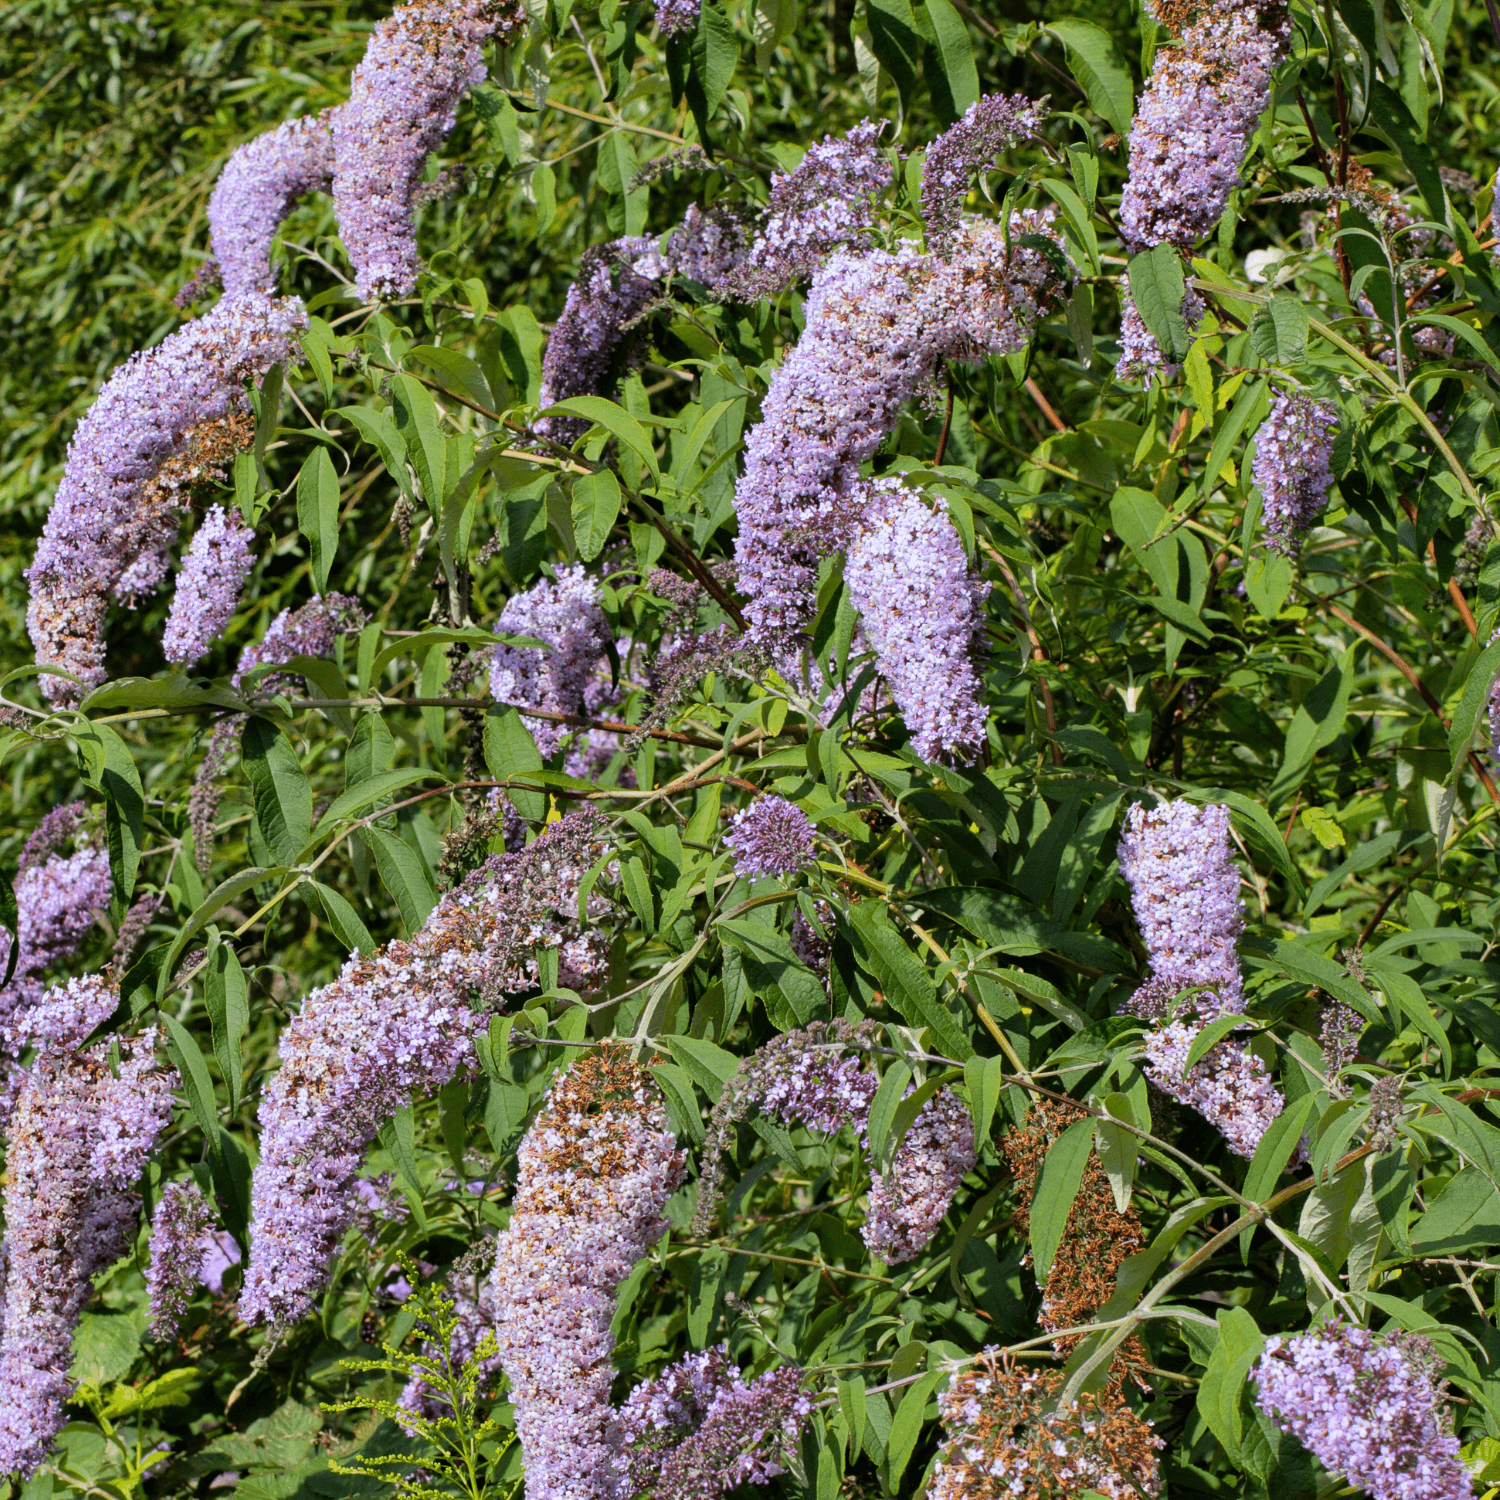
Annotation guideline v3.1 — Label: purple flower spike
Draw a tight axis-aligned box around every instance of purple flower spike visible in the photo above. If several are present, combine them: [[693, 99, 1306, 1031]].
[[1252, 391, 1339, 554], [0, 976, 176, 1478], [726, 120, 893, 301], [920, 94, 1045, 254], [724, 796, 817, 880], [26, 293, 306, 702], [1120, 0, 1291, 251], [146, 1180, 219, 1341], [1253, 1322, 1474, 1500], [863, 1087, 977, 1263], [844, 479, 989, 762], [209, 113, 336, 298], [332, 0, 527, 300], [240, 812, 611, 1327], [162, 505, 256, 666]]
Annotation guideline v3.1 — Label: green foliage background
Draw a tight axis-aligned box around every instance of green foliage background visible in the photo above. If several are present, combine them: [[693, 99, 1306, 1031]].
[[9, 0, 1500, 1495]]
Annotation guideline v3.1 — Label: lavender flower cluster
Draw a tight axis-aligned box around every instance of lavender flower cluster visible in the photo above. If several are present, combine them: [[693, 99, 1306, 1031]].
[[489, 1047, 688, 1500], [26, 294, 305, 701], [726, 120, 892, 301], [0, 976, 176, 1476], [844, 480, 990, 761], [240, 811, 610, 1326], [145, 1179, 219, 1341], [232, 590, 369, 697], [693, 1022, 975, 1263], [920, 94, 1045, 254], [733, 216, 1064, 645], [489, 566, 614, 757], [1253, 1323, 1474, 1500], [208, 113, 336, 298], [162, 504, 256, 666], [1120, 0, 1291, 252], [1119, 799, 1289, 1158], [724, 795, 817, 880], [538, 212, 748, 442], [1252, 391, 1340, 554], [333, 0, 527, 300]]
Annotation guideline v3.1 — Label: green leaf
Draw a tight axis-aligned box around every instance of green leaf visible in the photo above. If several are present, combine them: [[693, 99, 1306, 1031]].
[[963, 1054, 1005, 1155], [1196, 1308, 1264, 1463], [571, 468, 623, 561], [1239, 1093, 1318, 1259], [161, 1010, 220, 1142], [392, 373, 450, 517], [845, 901, 973, 1059], [295, 448, 340, 594], [310, 880, 377, 957], [75, 721, 144, 904], [0, 865, 17, 992], [484, 704, 546, 821], [1248, 295, 1309, 364], [1029, 1117, 1095, 1280], [202, 940, 249, 1114], [1095, 1093, 1138, 1212], [541, 397, 660, 481], [667, 1034, 740, 1100], [687, 4, 739, 137], [380, 1105, 423, 1199], [313, 767, 442, 835], [924, 0, 978, 114], [1205, 376, 1268, 491], [337, 405, 413, 499], [866, 1061, 913, 1169], [360, 825, 437, 933], [1127, 245, 1190, 363], [406, 344, 495, 413], [886, 1372, 938, 1488], [240, 716, 313, 864], [1448, 638, 1500, 766], [1184, 1013, 1246, 1072], [1410, 1167, 1500, 1255], [1044, 20, 1133, 135], [1369, 80, 1450, 230], [864, 0, 922, 107]]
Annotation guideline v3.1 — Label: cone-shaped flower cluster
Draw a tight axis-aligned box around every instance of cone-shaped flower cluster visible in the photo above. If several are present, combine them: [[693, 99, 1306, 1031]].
[[1118, 799, 1288, 1158], [733, 216, 1064, 642], [240, 812, 611, 1326], [489, 1046, 687, 1500], [26, 295, 305, 701], [1252, 391, 1340, 554], [1253, 1323, 1473, 1500], [333, 0, 527, 300], [920, 94, 1044, 254], [0, 976, 176, 1477], [162, 504, 256, 666], [844, 479, 989, 761], [145, 1180, 220, 1341]]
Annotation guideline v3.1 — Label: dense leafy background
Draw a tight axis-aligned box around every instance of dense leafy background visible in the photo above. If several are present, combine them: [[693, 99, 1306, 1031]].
[[10, 0, 1500, 1495]]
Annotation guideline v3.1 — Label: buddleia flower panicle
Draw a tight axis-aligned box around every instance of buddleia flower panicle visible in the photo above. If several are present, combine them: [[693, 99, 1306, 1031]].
[[162, 504, 256, 666], [537, 215, 747, 442], [694, 1020, 878, 1234], [333, 0, 526, 300], [726, 120, 892, 300], [1253, 1323, 1473, 1500], [724, 796, 817, 880], [0, 976, 176, 1477], [1120, 0, 1291, 251], [489, 1045, 687, 1500], [1319, 1000, 1364, 1089], [1366, 1075, 1406, 1152], [146, 1180, 219, 1341], [231, 591, 369, 698], [614, 1345, 811, 1500], [863, 1087, 977, 1264], [240, 812, 611, 1327], [1115, 277, 1206, 384], [1252, 391, 1340, 554], [18, 803, 85, 874], [26, 295, 305, 701], [929, 1350, 1162, 1500], [208, 113, 336, 298], [489, 566, 614, 757], [733, 216, 1065, 641], [844, 479, 990, 762], [1117, 799, 1245, 1014], [920, 94, 1045, 254], [1133, 1014, 1286, 1159]]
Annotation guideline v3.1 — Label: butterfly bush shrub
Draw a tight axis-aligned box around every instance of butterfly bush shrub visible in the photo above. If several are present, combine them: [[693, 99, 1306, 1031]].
[[5, 0, 1500, 1495]]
